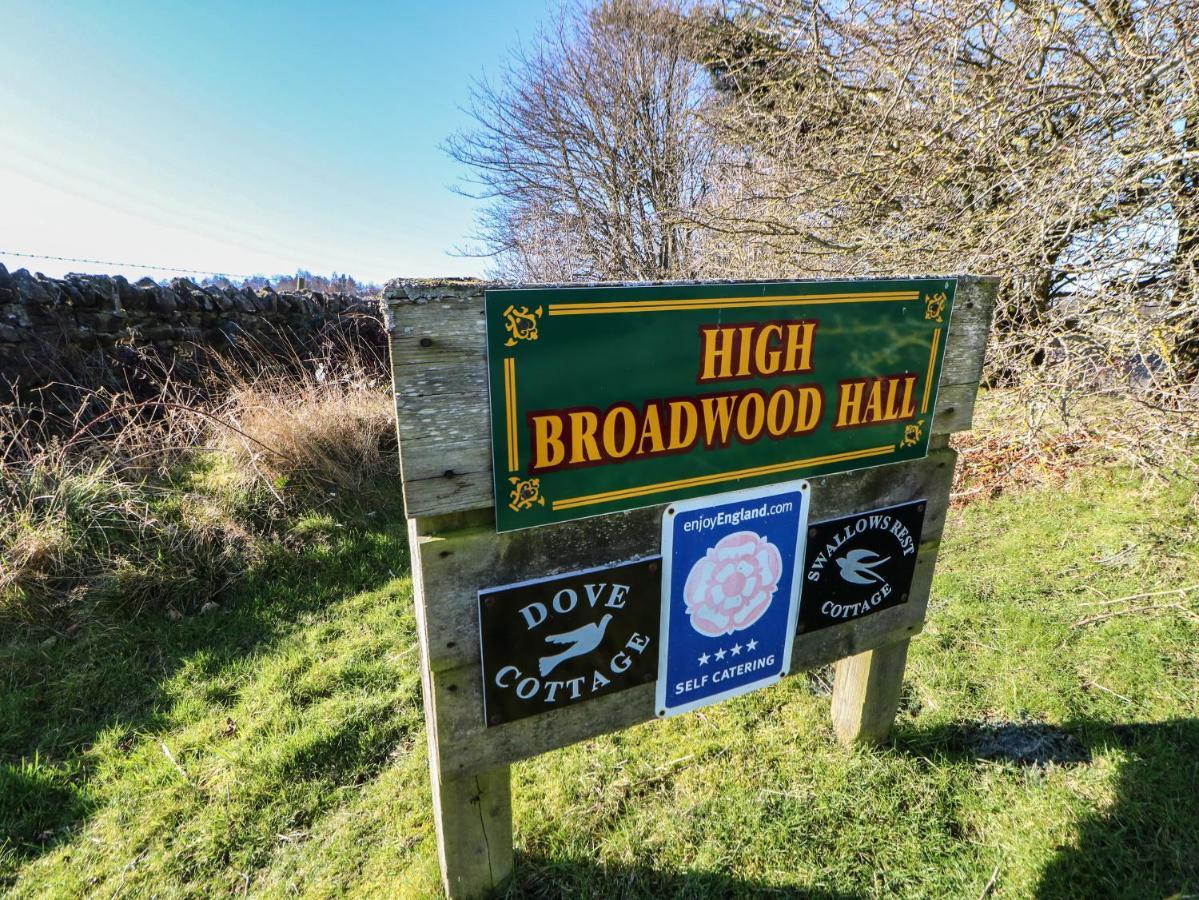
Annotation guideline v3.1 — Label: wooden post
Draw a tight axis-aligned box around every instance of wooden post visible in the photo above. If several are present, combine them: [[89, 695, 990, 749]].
[[831, 638, 911, 744], [428, 762, 514, 898], [413, 515, 515, 899]]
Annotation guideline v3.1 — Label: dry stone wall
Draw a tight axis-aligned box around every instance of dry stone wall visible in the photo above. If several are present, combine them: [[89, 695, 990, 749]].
[[0, 263, 385, 409]]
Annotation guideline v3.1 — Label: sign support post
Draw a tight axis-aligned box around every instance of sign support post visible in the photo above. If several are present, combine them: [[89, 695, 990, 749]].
[[411, 515, 515, 897], [427, 761, 513, 896], [831, 638, 912, 744], [385, 276, 997, 899]]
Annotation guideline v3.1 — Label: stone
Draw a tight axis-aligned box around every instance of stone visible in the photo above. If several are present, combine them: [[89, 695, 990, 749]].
[[143, 324, 179, 342], [150, 288, 177, 314], [210, 289, 234, 313], [0, 270, 382, 411], [13, 270, 50, 305], [115, 275, 138, 305]]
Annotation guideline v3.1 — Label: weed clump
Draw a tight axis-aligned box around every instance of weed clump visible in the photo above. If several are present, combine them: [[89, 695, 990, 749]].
[[0, 332, 396, 628], [0, 440, 256, 624], [214, 370, 397, 510]]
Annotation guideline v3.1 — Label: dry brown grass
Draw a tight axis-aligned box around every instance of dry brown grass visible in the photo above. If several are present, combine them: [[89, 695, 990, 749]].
[[949, 388, 1197, 509], [213, 372, 396, 509], [0, 334, 397, 627]]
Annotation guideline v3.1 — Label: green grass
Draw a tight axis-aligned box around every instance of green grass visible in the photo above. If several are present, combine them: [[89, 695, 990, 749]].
[[2, 468, 1196, 898]]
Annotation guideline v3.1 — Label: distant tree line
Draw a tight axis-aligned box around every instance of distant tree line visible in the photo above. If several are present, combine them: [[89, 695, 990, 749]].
[[199, 271, 381, 295]]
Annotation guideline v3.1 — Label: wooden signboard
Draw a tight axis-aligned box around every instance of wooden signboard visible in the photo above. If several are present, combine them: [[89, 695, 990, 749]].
[[487, 279, 955, 531], [385, 276, 997, 899]]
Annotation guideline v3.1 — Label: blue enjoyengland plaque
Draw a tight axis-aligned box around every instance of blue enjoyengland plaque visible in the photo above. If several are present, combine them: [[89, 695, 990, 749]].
[[655, 480, 810, 718]]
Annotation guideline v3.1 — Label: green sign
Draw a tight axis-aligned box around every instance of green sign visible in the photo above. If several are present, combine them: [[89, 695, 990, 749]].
[[486, 278, 955, 532]]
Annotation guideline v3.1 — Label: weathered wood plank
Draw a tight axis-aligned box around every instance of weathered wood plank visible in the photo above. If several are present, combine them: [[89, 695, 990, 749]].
[[932, 380, 982, 435], [414, 448, 956, 674], [386, 276, 997, 519], [414, 478, 947, 778], [428, 542, 936, 778], [831, 640, 912, 745], [411, 518, 515, 898]]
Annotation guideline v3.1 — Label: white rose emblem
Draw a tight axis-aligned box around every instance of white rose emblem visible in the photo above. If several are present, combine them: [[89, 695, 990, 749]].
[[683, 531, 782, 637]]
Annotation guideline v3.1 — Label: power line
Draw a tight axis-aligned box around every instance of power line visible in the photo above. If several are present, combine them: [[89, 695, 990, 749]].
[[0, 249, 256, 280]]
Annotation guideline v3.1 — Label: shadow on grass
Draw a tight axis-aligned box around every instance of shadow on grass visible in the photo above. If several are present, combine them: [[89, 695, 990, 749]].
[[0, 760, 89, 859], [0, 499, 411, 872], [896, 718, 1199, 898], [504, 855, 857, 899]]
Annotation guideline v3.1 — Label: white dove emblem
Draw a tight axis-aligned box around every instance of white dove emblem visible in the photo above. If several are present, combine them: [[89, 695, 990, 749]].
[[538, 614, 613, 676], [836, 549, 891, 585]]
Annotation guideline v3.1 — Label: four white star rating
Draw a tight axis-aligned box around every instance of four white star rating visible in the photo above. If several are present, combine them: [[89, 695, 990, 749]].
[[698, 639, 763, 666]]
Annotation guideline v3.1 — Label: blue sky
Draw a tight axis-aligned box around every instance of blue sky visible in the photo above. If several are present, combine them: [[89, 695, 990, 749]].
[[0, 0, 555, 284]]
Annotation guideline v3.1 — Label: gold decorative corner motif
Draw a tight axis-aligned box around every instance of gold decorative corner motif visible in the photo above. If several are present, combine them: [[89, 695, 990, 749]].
[[900, 419, 925, 448], [508, 476, 545, 512], [502, 305, 544, 346], [923, 292, 947, 324]]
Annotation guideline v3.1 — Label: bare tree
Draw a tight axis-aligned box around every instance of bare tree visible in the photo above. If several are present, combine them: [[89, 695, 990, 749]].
[[448, 0, 717, 281], [450, 0, 1195, 462], [689, 0, 1197, 456]]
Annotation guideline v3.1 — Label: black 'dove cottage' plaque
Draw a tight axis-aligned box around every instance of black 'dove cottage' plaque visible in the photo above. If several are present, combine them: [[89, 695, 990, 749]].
[[798, 500, 926, 634], [479, 557, 661, 726]]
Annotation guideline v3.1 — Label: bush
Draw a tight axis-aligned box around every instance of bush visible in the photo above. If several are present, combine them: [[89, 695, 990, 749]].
[[213, 371, 397, 511]]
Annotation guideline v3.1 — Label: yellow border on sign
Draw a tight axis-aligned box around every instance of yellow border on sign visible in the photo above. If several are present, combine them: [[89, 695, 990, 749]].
[[501, 288, 946, 515], [551, 445, 897, 511], [503, 357, 518, 472], [546, 290, 919, 316], [921, 327, 941, 415]]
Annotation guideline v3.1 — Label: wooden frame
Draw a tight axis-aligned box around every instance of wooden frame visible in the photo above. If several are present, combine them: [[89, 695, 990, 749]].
[[385, 276, 998, 898]]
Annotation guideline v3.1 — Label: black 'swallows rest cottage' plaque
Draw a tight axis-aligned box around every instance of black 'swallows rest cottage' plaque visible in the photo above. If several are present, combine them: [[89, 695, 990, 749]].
[[478, 557, 661, 726], [797, 499, 927, 633]]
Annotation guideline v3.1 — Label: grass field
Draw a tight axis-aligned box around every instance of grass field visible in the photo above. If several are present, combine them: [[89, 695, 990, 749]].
[[2, 464, 1197, 898]]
